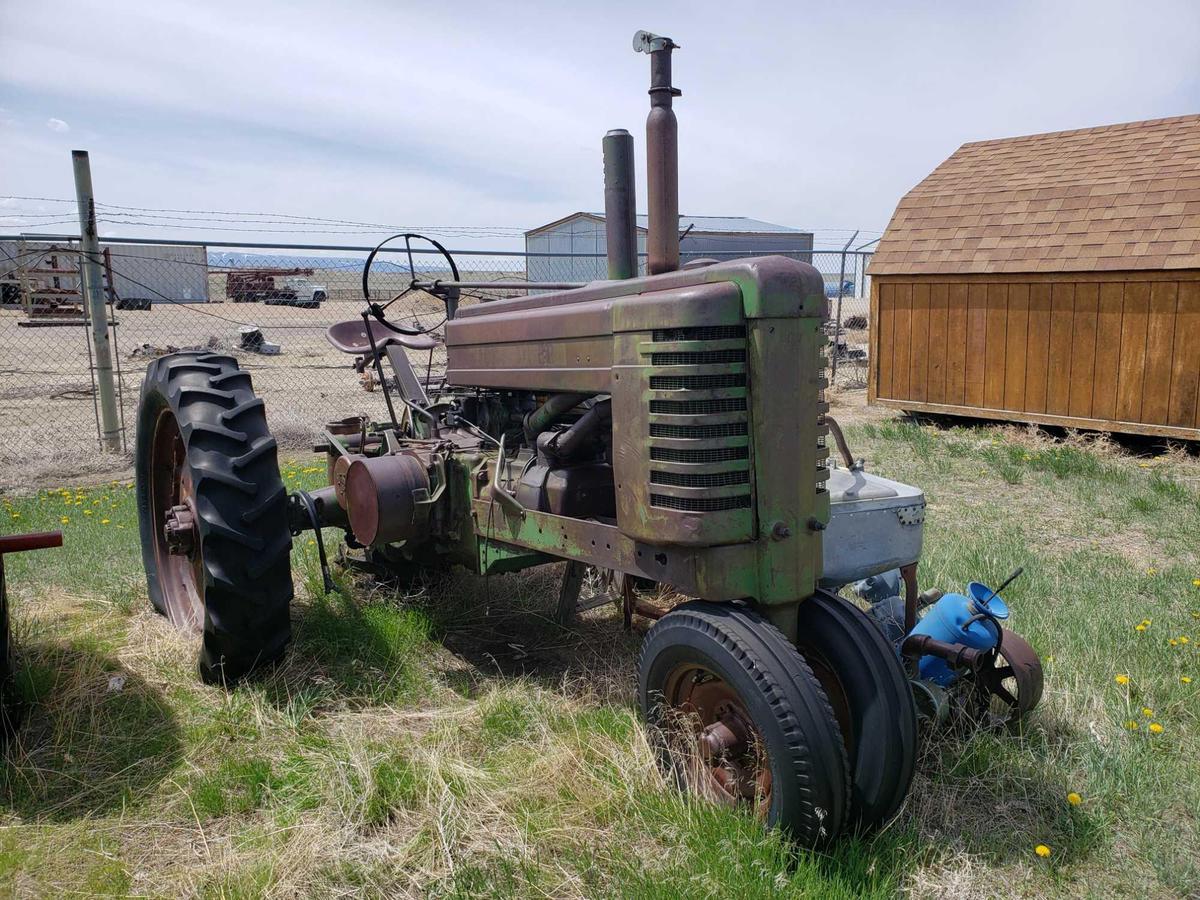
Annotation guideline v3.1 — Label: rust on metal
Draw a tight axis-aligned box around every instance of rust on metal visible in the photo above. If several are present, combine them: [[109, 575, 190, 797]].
[[974, 631, 1044, 723], [662, 663, 772, 815], [900, 633, 986, 672], [147, 409, 205, 631], [163, 504, 197, 555], [635, 30, 681, 275]]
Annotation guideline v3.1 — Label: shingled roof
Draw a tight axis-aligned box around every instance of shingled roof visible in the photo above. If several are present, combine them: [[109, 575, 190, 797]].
[[870, 114, 1200, 275]]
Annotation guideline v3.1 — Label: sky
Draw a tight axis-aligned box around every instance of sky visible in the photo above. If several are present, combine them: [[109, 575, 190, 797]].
[[1, 0, 1198, 251]]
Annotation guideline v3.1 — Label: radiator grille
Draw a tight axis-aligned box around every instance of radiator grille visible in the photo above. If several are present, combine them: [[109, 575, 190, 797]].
[[650, 373, 746, 391], [650, 349, 747, 366], [649, 422, 748, 439], [649, 493, 752, 512], [650, 469, 750, 487], [651, 445, 749, 463], [652, 325, 746, 342], [649, 397, 747, 415]]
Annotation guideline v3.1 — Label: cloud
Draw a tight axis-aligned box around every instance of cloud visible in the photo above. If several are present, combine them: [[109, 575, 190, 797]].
[[45, 117, 70, 133], [2, 0, 1198, 248]]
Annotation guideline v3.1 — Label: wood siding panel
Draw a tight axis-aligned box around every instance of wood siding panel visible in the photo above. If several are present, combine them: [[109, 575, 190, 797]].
[[1167, 281, 1200, 429], [1116, 282, 1151, 422], [1068, 283, 1100, 419], [1003, 284, 1030, 410], [1092, 282, 1125, 420], [984, 284, 1008, 409], [964, 283, 988, 407], [1141, 282, 1179, 425], [877, 282, 895, 399], [1046, 283, 1075, 416], [908, 283, 930, 402], [893, 283, 913, 400], [945, 284, 968, 405], [1025, 283, 1053, 413], [927, 283, 949, 403]]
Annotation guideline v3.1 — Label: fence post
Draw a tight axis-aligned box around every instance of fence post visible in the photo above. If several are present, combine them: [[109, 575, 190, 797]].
[[71, 150, 121, 452], [831, 231, 858, 383]]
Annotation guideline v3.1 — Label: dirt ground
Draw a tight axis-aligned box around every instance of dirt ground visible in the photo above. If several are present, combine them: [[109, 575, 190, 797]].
[[0, 285, 453, 490]]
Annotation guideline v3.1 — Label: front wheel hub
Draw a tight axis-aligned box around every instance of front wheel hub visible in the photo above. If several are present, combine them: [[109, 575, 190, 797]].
[[163, 504, 197, 555]]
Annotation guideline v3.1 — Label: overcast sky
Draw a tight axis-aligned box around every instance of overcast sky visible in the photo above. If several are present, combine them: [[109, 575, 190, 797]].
[[1, 0, 1198, 250]]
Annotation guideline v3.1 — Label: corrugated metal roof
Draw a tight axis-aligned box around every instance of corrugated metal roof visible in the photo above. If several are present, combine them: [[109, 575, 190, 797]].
[[525, 212, 808, 236], [871, 114, 1200, 275]]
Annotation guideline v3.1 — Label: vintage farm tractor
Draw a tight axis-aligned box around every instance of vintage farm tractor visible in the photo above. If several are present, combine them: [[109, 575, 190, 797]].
[[134, 33, 1042, 845]]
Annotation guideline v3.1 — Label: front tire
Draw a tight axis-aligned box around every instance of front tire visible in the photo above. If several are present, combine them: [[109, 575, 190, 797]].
[[796, 591, 918, 834], [136, 352, 294, 684], [638, 601, 849, 846]]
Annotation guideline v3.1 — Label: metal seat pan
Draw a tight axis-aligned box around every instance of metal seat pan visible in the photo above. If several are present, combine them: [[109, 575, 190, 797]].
[[325, 320, 437, 354]]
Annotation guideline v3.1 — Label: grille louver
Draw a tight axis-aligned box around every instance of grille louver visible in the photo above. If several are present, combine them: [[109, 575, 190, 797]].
[[646, 326, 753, 514]]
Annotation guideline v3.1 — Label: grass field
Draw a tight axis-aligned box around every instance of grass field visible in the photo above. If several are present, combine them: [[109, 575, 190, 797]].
[[1, 404, 1198, 898]]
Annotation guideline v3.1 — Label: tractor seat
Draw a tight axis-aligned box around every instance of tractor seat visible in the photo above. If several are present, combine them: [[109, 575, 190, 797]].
[[325, 320, 438, 355]]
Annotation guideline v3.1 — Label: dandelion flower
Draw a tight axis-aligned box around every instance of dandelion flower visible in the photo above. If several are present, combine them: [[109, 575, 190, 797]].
[[1115, 674, 1130, 685], [1141, 618, 1152, 627], [9, 512, 19, 520], [1193, 579, 1200, 588], [100, 518, 110, 525], [1135, 624, 1147, 632], [1180, 636, 1191, 645], [83, 509, 93, 516], [60, 516, 69, 524], [1149, 722, 1164, 734], [1066, 792, 1082, 806], [1170, 639, 1179, 647], [308, 539, 316, 546], [1045, 654, 1054, 663], [1182, 676, 1193, 684], [1035, 844, 1052, 858], [1142, 707, 1153, 717], [1124, 720, 1139, 730], [1147, 567, 1157, 576], [1138, 462, 1150, 468]]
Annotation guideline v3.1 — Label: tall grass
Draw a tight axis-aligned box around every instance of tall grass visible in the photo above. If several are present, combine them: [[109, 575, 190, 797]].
[[0, 438, 1197, 897]]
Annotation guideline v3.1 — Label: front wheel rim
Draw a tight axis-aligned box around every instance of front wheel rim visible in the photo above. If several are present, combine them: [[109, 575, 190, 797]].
[[661, 663, 772, 817], [148, 408, 204, 632]]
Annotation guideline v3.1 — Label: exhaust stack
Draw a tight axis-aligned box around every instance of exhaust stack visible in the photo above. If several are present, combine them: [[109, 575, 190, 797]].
[[634, 30, 680, 275], [602, 129, 638, 280]]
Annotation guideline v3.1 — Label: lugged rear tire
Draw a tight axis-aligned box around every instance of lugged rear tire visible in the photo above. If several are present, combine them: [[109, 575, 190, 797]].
[[639, 601, 849, 846], [796, 591, 918, 833], [136, 351, 293, 684]]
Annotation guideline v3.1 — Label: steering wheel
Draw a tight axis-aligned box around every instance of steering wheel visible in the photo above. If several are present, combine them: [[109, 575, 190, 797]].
[[360, 232, 462, 335]]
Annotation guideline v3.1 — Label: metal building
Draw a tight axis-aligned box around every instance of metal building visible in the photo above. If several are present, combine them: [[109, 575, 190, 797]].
[[524, 213, 813, 283], [0, 240, 210, 305]]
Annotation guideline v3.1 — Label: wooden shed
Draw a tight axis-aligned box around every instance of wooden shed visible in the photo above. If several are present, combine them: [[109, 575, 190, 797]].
[[868, 115, 1200, 440]]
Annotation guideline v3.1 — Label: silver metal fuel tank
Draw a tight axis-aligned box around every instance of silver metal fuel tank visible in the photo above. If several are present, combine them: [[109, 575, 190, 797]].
[[820, 466, 926, 589]]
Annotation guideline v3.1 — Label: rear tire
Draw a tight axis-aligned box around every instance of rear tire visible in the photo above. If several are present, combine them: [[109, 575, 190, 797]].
[[796, 591, 918, 833], [639, 601, 849, 846], [136, 351, 294, 684]]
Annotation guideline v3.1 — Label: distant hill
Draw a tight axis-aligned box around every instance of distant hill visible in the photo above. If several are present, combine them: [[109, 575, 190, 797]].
[[206, 251, 447, 274]]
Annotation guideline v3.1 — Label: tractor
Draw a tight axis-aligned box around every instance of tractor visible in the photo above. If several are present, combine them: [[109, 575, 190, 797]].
[[135, 32, 1042, 846]]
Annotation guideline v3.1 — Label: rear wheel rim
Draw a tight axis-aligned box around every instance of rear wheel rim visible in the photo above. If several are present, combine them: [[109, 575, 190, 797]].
[[148, 409, 204, 632], [661, 663, 772, 818]]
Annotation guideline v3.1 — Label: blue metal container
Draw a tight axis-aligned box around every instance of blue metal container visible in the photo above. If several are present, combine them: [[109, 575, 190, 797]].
[[908, 581, 1009, 685]]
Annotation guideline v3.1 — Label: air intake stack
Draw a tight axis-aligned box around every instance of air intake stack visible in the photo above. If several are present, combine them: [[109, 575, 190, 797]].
[[634, 30, 680, 275]]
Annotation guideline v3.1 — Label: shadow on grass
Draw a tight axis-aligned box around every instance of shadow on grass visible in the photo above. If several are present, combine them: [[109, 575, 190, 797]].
[[1, 644, 181, 821], [248, 561, 644, 713]]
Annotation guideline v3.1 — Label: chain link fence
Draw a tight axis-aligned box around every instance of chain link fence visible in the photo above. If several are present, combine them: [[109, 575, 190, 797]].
[[0, 235, 872, 478]]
